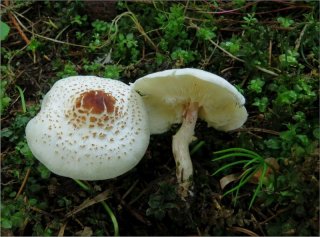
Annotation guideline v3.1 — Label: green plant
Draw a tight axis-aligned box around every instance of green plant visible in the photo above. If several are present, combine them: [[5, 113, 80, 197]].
[[113, 33, 139, 62], [71, 14, 88, 26], [0, 20, 10, 41], [247, 77, 265, 93], [196, 27, 216, 41], [171, 48, 196, 66], [242, 13, 258, 27], [92, 20, 109, 33], [221, 37, 241, 55], [56, 62, 78, 78], [212, 148, 277, 209], [252, 97, 269, 112], [0, 80, 11, 115], [1, 197, 27, 231], [146, 183, 178, 220], [277, 17, 294, 28], [279, 49, 299, 67], [103, 65, 122, 79]]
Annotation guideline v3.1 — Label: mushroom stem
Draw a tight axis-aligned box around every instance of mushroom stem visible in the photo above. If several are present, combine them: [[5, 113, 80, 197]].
[[172, 101, 199, 199]]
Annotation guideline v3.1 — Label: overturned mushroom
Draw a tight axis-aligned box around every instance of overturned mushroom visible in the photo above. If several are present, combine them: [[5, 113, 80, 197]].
[[26, 76, 150, 180], [132, 68, 247, 198]]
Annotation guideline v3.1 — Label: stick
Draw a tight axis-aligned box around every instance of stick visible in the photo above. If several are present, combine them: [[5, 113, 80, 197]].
[[15, 167, 31, 199], [4, 0, 30, 45]]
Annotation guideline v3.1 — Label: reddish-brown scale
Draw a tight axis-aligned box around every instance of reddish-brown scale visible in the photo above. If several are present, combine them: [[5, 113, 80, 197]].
[[103, 116, 109, 121], [90, 117, 97, 122]]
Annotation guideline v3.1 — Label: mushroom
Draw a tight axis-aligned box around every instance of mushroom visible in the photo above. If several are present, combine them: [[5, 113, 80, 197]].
[[132, 68, 247, 198], [25, 76, 150, 180]]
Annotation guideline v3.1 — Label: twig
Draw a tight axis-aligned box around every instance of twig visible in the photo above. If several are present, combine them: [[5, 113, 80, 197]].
[[15, 167, 31, 200], [208, 38, 245, 63], [117, 195, 151, 225], [58, 221, 68, 237], [232, 127, 280, 136], [120, 10, 158, 51], [255, 66, 279, 76], [0, 1, 34, 15], [12, 12, 91, 48], [4, 0, 30, 45], [227, 226, 260, 236], [121, 179, 139, 200], [268, 40, 272, 66], [295, 24, 308, 51], [29, 206, 54, 218], [260, 206, 292, 225]]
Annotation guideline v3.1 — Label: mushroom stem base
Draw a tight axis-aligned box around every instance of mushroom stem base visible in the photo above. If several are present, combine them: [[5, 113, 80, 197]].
[[172, 102, 199, 199]]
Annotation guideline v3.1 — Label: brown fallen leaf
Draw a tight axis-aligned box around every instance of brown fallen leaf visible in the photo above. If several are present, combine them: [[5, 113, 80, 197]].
[[65, 189, 111, 218], [75, 226, 93, 236], [219, 173, 242, 190], [250, 158, 279, 184], [227, 226, 259, 236]]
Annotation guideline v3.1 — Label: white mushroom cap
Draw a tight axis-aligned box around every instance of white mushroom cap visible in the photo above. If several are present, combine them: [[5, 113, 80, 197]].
[[132, 68, 247, 134], [26, 76, 150, 180]]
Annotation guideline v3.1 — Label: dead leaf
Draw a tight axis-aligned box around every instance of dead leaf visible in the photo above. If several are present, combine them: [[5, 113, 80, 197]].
[[75, 226, 93, 236], [227, 226, 259, 236], [250, 158, 279, 184], [65, 189, 110, 218], [219, 173, 241, 190]]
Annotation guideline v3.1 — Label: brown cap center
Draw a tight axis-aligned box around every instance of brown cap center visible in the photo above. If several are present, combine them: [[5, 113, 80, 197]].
[[75, 90, 116, 114]]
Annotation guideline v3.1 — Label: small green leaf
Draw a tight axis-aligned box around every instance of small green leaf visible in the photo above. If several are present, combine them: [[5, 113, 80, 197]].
[[11, 211, 25, 228], [277, 90, 298, 105], [1, 219, 12, 229], [277, 17, 294, 27], [265, 139, 280, 150], [0, 20, 10, 41], [313, 127, 320, 139], [248, 78, 265, 93], [296, 135, 309, 146], [37, 164, 51, 179], [196, 27, 216, 41], [253, 97, 269, 112]]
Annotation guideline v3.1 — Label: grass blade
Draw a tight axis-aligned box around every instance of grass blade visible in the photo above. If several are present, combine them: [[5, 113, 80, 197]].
[[249, 163, 268, 209], [190, 140, 205, 155], [15, 85, 27, 113], [212, 152, 259, 162], [213, 148, 262, 158], [212, 160, 251, 176], [73, 179, 90, 191], [101, 201, 120, 236]]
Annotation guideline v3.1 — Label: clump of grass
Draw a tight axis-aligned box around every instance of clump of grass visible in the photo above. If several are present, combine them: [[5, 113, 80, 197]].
[[212, 148, 277, 209]]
